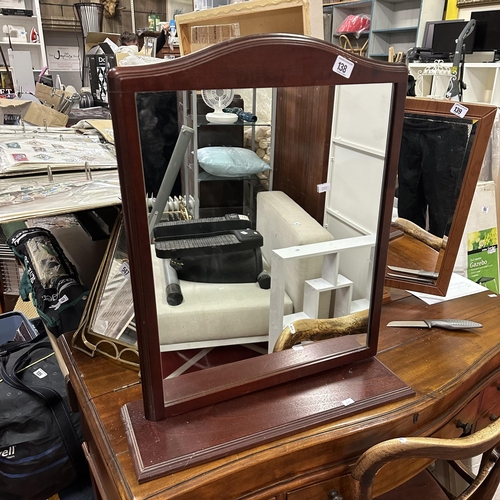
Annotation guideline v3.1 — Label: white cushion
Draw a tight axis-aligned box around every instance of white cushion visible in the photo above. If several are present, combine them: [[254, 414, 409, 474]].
[[256, 191, 334, 311]]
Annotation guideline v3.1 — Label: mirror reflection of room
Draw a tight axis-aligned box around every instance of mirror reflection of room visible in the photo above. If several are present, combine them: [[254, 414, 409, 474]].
[[139, 83, 393, 358]]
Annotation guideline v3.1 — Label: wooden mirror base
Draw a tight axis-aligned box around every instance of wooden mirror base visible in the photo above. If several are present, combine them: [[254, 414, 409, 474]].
[[122, 356, 414, 483]]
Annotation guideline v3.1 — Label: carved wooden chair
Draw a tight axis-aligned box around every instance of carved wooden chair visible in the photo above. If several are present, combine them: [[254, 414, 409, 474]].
[[349, 417, 500, 500]]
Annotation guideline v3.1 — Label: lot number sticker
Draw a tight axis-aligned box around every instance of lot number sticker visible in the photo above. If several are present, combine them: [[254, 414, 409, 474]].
[[333, 55, 354, 79], [450, 103, 468, 118]]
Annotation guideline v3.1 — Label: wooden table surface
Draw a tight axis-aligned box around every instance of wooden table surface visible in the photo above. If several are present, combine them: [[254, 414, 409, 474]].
[[59, 289, 500, 500]]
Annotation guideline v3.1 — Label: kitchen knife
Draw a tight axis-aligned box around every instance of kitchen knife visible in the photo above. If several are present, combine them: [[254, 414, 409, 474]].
[[387, 319, 482, 330], [387, 265, 439, 280]]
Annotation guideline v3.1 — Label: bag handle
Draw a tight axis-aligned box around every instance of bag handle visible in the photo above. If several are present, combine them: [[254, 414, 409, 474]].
[[0, 341, 87, 474]]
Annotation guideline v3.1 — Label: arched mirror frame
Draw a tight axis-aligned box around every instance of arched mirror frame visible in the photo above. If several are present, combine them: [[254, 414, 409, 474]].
[[385, 97, 497, 295], [107, 34, 411, 480]]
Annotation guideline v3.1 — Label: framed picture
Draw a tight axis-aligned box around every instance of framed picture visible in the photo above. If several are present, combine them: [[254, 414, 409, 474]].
[[167, 0, 192, 20]]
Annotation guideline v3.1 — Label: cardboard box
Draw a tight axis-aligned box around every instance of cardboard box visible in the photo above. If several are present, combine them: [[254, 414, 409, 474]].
[[85, 32, 120, 55], [34, 82, 73, 110], [0, 99, 30, 125], [456, 181, 499, 293], [23, 101, 69, 127]]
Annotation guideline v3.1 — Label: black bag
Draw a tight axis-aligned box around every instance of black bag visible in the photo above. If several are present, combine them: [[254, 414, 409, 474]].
[[7, 227, 89, 338], [0, 335, 87, 500]]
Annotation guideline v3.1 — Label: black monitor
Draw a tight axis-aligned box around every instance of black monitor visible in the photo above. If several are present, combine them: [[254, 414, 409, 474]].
[[471, 10, 500, 52], [422, 19, 474, 55]]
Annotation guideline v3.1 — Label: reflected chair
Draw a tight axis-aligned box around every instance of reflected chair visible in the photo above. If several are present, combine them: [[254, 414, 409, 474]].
[[350, 417, 500, 500]]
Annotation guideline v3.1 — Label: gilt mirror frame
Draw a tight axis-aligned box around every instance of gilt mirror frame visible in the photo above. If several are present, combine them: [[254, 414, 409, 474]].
[[107, 34, 408, 431], [72, 211, 142, 369], [385, 97, 497, 296]]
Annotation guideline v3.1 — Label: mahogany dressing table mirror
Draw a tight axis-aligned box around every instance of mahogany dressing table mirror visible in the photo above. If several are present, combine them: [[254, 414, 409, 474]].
[[385, 98, 496, 295], [107, 33, 413, 482]]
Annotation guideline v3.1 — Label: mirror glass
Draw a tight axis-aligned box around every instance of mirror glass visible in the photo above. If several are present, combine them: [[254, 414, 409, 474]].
[[138, 85, 392, 360], [88, 82, 394, 368], [72, 213, 140, 369], [385, 98, 496, 295]]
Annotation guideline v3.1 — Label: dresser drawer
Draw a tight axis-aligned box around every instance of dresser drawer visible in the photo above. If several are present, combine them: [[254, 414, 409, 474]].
[[433, 394, 481, 438], [287, 474, 350, 500], [479, 380, 500, 410]]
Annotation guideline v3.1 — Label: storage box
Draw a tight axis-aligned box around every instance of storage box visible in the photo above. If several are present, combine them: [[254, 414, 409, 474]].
[[85, 31, 120, 55], [0, 99, 30, 125], [175, 0, 313, 55], [23, 100, 69, 127]]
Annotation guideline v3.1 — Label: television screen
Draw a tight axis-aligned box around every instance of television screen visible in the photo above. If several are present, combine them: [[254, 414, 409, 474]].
[[471, 10, 500, 52], [430, 20, 475, 55]]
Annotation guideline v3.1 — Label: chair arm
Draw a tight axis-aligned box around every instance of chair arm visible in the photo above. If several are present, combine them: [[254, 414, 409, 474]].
[[351, 418, 500, 500], [273, 309, 368, 352]]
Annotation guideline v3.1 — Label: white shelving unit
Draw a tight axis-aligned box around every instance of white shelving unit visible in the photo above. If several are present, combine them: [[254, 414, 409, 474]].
[[324, 0, 445, 60], [181, 89, 275, 221], [409, 62, 500, 105], [0, 0, 46, 73]]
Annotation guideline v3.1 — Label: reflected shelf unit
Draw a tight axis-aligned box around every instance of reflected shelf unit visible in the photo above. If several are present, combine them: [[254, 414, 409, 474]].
[[180, 89, 275, 221]]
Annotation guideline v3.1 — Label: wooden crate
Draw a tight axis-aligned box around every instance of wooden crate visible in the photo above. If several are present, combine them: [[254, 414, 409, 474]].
[[176, 0, 313, 55]]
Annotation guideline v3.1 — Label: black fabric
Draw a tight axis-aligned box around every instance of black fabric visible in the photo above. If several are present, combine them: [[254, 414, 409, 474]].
[[7, 228, 89, 338], [407, 74, 416, 96], [0, 335, 88, 500], [171, 248, 264, 283], [397, 115, 472, 237], [136, 91, 180, 197], [156, 29, 166, 54]]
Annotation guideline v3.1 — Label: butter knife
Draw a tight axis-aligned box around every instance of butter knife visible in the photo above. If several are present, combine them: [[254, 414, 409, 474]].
[[387, 265, 439, 280], [387, 319, 482, 330]]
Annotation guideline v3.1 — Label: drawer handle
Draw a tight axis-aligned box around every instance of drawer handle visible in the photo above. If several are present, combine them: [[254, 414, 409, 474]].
[[456, 419, 473, 436], [491, 414, 498, 421], [327, 490, 343, 500]]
